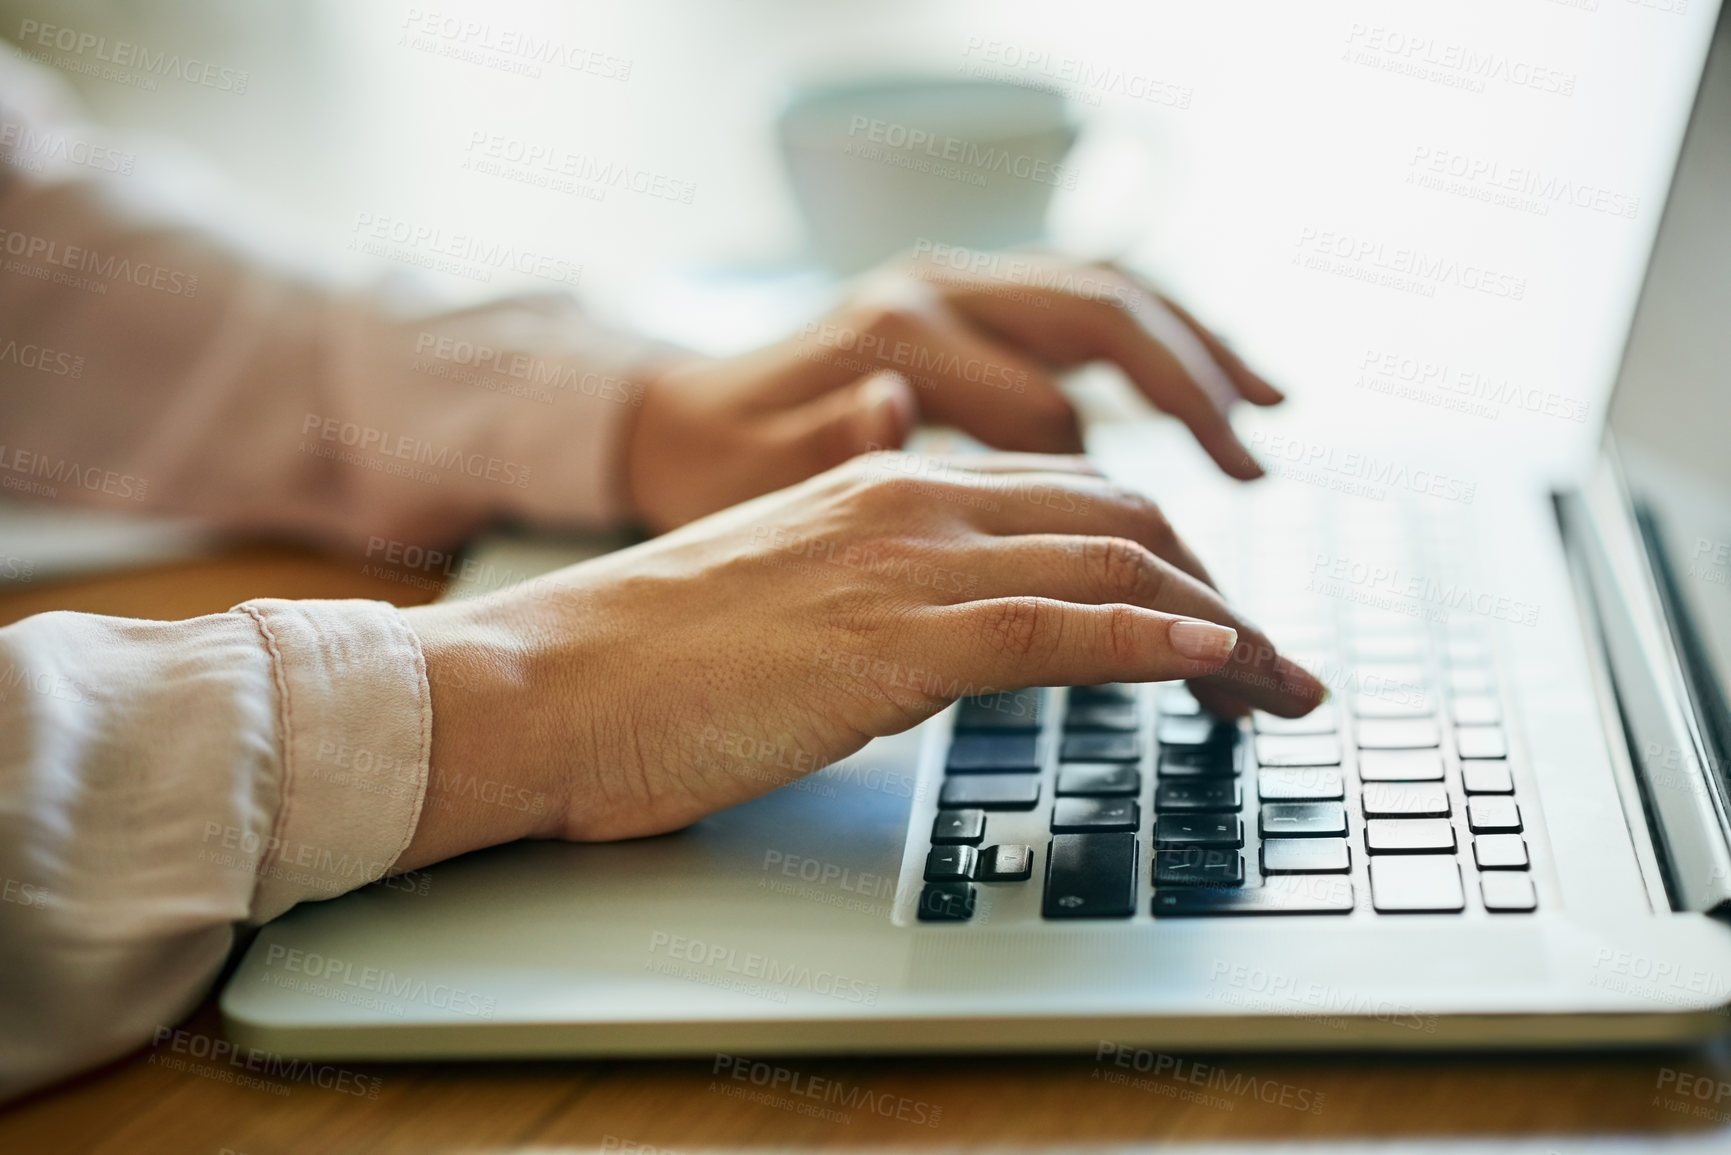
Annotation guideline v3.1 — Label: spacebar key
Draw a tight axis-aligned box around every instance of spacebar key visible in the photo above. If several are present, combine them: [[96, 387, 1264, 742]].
[[1043, 832, 1137, 918], [1153, 876, 1354, 917]]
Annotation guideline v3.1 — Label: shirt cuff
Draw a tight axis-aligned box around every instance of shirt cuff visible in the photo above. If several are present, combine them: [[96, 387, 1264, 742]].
[[230, 598, 431, 921]]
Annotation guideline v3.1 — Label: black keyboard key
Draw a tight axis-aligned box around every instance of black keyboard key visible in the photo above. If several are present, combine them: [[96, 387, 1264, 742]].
[[1364, 818, 1456, 854], [1357, 749, 1445, 782], [918, 882, 975, 921], [931, 809, 986, 845], [954, 690, 1042, 733], [1061, 732, 1141, 763], [1157, 715, 1235, 748], [1158, 744, 1240, 777], [1073, 682, 1138, 706], [1261, 837, 1351, 874], [1042, 832, 1137, 918], [1056, 764, 1140, 796], [1155, 780, 1242, 813], [939, 775, 1040, 811], [1051, 797, 1141, 832], [1155, 814, 1244, 849], [977, 843, 1034, 881], [1259, 802, 1348, 838], [924, 845, 977, 882], [1065, 701, 1140, 732], [1152, 875, 1354, 916], [1481, 872, 1537, 912], [947, 733, 1039, 773], [1154, 848, 1244, 887], [1467, 796, 1522, 833], [1369, 857, 1464, 913]]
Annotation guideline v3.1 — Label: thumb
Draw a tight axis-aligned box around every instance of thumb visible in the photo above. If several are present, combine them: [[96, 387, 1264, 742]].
[[767, 370, 917, 477]]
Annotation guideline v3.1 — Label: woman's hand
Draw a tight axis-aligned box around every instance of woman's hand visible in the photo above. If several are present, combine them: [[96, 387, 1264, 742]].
[[625, 252, 1283, 531], [398, 452, 1326, 868]]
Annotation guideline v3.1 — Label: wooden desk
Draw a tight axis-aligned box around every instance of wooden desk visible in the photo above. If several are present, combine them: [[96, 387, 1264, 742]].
[[4, 549, 1731, 1153]]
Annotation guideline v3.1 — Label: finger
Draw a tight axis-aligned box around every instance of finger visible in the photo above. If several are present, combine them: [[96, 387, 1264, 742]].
[[1093, 261, 1286, 408], [1156, 292, 1285, 406], [915, 597, 1237, 691], [764, 371, 916, 480], [943, 453, 1103, 477], [956, 470, 1217, 589], [781, 300, 1084, 454], [883, 310, 1083, 454], [952, 534, 1328, 716], [919, 262, 1266, 480]]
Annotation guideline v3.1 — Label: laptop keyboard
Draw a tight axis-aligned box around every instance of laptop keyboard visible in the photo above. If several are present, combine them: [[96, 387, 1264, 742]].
[[913, 499, 1542, 924]]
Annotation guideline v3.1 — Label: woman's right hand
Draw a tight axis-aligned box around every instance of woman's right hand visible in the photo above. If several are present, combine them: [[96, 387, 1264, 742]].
[[399, 443, 1326, 866]]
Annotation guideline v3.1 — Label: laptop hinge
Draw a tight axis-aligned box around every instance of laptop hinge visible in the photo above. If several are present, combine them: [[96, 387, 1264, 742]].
[[1558, 445, 1731, 916]]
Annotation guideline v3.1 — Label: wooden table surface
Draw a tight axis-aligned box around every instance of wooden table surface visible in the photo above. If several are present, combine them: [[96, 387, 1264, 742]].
[[4, 547, 1731, 1154]]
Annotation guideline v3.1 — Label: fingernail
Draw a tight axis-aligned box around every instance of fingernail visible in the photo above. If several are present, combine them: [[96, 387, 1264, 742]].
[[1170, 619, 1237, 661]]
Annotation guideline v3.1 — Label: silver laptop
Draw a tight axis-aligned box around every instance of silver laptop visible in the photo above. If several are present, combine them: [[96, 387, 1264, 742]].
[[222, 9, 1731, 1056]]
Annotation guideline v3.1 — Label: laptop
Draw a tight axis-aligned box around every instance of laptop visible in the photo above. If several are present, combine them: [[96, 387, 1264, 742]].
[[222, 7, 1731, 1056]]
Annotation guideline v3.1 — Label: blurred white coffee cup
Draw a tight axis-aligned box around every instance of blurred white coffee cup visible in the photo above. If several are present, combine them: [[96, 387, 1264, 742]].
[[778, 78, 1078, 273]]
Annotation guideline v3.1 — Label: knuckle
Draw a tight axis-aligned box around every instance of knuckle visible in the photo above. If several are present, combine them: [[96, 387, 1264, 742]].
[[1091, 536, 1161, 604], [1103, 604, 1144, 667], [1117, 486, 1176, 547], [980, 597, 1056, 662]]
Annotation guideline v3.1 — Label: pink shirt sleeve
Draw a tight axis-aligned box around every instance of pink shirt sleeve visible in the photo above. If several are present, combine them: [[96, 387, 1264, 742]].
[[0, 42, 686, 549], [0, 598, 429, 1101]]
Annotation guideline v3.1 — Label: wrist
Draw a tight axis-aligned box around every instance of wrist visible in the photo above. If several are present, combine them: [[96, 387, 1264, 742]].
[[395, 597, 572, 871]]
